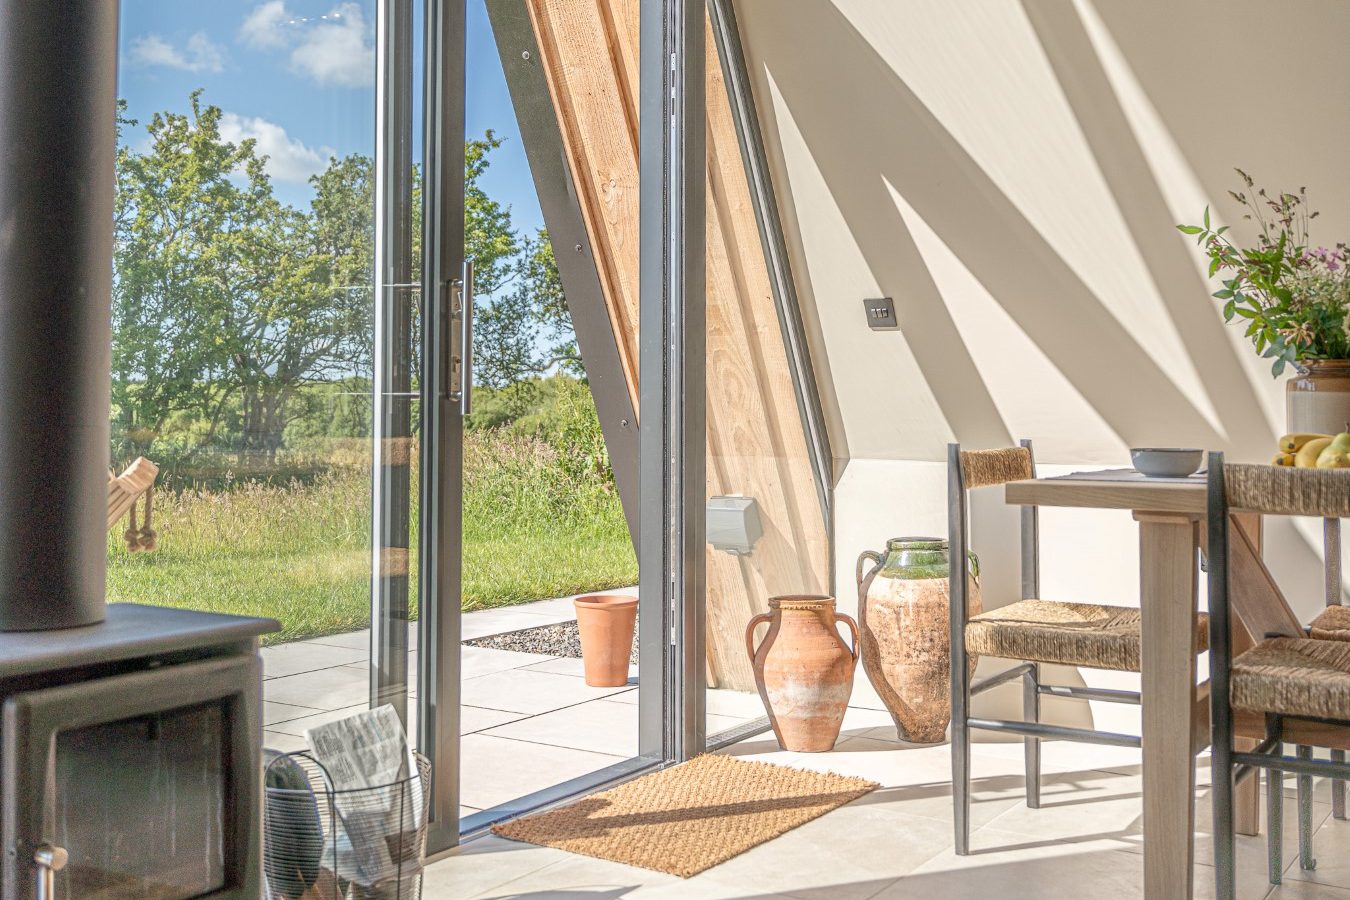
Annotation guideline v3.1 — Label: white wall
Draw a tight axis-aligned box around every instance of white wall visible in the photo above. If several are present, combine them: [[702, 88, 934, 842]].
[[735, 0, 1350, 731]]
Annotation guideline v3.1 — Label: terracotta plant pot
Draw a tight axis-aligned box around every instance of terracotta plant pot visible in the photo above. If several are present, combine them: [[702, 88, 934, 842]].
[[745, 595, 859, 752], [1287, 359, 1350, 436], [574, 594, 637, 687], [857, 538, 981, 744]]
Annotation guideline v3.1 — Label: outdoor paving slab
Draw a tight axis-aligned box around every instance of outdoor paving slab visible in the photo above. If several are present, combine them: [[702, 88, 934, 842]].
[[481, 696, 642, 756], [302, 628, 374, 651], [460, 705, 529, 734], [460, 668, 632, 715], [458, 733, 626, 810], [263, 663, 372, 709], [344, 650, 418, 677], [460, 645, 556, 679], [262, 730, 308, 754], [519, 655, 638, 680], [263, 700, 321, 726], [461, 608, 572, 641], [261, 640, 367, 680], [265, 702, 413, 738]]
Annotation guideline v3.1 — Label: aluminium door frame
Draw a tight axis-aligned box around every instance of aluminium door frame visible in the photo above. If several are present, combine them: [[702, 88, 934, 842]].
[[410, 0, 709, 856], [639, 0, 706, 762], [372, 0, 417, 729], [417, 0, 467, 856]]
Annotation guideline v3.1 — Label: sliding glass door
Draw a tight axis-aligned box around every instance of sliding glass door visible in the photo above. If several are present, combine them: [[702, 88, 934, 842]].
[[413, 0, 683, 852], [113, 0, 716, 862]]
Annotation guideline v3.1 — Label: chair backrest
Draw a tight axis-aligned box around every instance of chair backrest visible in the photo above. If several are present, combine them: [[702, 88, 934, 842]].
[[948, 441, 1039, 634], [1221, 461, 1350, 519], [1206, 451, 1350, 747], [958, 446, 1035, 490]]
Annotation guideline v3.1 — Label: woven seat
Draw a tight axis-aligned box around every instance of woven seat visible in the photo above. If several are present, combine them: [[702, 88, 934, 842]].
[[1231, 637, 1350, 721], [1310, 605, 1350, 642], [964, 599, 1210, 672]]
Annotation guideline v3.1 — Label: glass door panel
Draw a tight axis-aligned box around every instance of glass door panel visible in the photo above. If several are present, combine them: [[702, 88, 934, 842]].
[[112, 0, 386, 747], [454, 0, 641, 821]]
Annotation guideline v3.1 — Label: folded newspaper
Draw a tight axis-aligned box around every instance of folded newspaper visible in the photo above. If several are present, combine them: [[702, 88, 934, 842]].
[[306, 705, 423, 890]]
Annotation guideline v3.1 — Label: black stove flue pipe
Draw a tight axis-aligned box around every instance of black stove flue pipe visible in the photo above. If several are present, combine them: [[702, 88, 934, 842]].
[[0, 1, 118, 630]]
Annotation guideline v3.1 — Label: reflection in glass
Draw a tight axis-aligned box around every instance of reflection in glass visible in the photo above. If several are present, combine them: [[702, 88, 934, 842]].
[[110, 0, 394, 737]]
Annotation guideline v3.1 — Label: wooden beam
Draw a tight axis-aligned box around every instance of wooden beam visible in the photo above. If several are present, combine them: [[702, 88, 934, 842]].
[[523, 0, 830, 689]]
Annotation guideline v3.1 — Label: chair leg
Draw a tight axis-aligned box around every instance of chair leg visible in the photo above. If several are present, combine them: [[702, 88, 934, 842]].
[[1333, 749, 1347, 820], [1022, 662, 1040, 809], [952, 666, 972, 855], [1298, 745, 1318, 871], [1211, 731, 1237, 900], [1268, 765, 1284, 885]]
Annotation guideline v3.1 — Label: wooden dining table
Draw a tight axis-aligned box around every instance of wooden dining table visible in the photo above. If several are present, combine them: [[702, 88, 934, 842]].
[[1005, 470, 1306, 900]]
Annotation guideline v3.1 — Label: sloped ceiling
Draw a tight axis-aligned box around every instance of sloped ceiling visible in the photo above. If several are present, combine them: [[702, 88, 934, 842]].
[[735, 0, 1350, 466]]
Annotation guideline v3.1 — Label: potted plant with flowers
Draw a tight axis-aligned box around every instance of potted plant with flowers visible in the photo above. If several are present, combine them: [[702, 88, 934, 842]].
[[1181, 169, 1350, 434]]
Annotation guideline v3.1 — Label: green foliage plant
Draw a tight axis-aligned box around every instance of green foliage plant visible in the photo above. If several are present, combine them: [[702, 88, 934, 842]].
[[1180, 169, 1350, 376]]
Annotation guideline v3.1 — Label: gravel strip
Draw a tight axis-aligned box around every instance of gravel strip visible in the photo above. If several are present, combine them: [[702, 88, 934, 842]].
[[464, 620, 640, 665]]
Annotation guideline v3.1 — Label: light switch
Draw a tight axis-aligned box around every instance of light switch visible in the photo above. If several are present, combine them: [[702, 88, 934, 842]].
[[864, 297, 897, 330]]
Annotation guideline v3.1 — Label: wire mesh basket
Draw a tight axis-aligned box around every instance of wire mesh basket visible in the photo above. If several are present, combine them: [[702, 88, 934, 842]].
[[263, 749, 432, 900]]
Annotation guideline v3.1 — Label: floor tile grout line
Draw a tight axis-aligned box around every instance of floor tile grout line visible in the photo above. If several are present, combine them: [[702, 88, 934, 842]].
[[468, 729, 635, 759], [469, 693, 643, 750], [263, 660, 373, 681]]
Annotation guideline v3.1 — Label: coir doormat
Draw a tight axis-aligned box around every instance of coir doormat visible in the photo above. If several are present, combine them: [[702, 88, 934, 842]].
[[491, 753, 878, 877]]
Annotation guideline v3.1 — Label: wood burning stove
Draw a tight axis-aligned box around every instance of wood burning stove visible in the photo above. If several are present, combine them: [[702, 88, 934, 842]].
[[0, 605, 277, 898], [0, 3, 282, 897]]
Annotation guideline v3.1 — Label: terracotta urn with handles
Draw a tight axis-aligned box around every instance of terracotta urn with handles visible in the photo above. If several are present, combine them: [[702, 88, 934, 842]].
[[745, 595, 859, 752], [857, 537, 981, 744]]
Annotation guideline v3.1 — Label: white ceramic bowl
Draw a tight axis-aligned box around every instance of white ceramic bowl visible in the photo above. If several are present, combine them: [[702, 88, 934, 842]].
[[1130, 448, 1204, 478]]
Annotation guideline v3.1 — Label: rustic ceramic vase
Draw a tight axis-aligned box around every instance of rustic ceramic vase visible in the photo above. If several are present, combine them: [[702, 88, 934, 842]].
[[857, 537, 981, 744], [745, 595, 859, 752], [1287, 360, 1350, 436], [574, 594, 637, 687]]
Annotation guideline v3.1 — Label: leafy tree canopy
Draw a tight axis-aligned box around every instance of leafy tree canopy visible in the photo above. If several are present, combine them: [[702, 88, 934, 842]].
[[112, 91, 575, 465]]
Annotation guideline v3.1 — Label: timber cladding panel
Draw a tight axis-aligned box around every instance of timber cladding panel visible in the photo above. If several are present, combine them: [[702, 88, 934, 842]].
[[526, 0, 828, 691]]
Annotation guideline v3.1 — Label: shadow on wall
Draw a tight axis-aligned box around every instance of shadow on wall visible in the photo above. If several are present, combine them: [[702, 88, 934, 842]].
[[739, 0, 1349, 617]]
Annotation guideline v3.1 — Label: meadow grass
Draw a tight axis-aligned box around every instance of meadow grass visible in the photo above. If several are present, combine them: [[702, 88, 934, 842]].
[[106, 432, 636, 645]]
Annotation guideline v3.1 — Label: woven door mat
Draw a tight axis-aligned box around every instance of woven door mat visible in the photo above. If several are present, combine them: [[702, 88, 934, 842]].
[[490, 754, 878, 878]]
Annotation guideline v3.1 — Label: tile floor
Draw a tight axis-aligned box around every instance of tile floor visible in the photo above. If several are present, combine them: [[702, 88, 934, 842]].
[[421, 710, 1350, 900], [260, 586, 761, 815], [263, 592, 1350, 898]]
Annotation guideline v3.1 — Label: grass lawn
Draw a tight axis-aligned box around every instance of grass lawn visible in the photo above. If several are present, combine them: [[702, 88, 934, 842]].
[[107, 432, 637, 645]]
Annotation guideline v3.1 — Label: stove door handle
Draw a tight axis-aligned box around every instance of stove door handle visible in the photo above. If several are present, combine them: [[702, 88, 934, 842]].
[[33, 844, 67, 900]]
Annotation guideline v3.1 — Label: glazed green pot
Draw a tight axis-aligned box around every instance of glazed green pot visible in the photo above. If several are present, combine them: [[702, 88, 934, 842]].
[[856, 537, 980, 743]]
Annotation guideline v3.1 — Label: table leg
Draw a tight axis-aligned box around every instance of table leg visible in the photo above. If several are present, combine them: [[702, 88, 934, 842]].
[[1138, 512, 1200, 900], [1231, 513, 1264, 836]]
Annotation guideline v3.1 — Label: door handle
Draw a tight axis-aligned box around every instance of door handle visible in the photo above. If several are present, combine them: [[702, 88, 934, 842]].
[[461, 258, 473, 417], [444, 259, 474, 416]]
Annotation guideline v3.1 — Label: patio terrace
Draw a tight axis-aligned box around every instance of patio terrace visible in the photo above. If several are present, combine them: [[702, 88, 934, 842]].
[[259, 587, 763, 815]]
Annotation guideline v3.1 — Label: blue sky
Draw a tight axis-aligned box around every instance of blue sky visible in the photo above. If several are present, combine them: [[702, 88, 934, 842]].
[[117, 0, 544, 234]]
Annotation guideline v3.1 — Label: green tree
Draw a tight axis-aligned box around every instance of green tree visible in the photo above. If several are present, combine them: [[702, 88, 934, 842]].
[[112, 94, 252, 458], [113, 93, 372, 463], [113, 91, 577, 462]]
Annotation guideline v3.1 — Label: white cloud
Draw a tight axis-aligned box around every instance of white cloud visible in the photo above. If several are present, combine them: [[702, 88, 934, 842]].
[[239, 0, 290, 50], [128, 32, 225, 74], [219, 113, 334, 185], [239, 1, 373, 88], [288, 3, 374, 88]]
